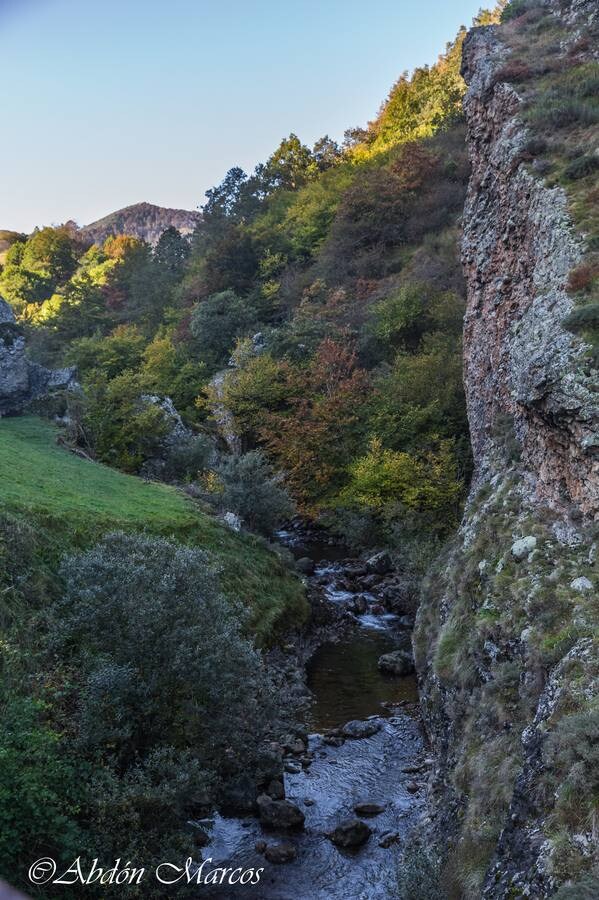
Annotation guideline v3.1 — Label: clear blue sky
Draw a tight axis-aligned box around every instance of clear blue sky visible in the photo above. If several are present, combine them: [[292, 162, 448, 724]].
[[1, 0, 484, 233]]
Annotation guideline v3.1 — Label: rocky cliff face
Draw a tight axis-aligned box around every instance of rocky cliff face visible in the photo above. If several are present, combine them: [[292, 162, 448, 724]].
[[0, 297, 76, 415], [415, 2, 599, 897]]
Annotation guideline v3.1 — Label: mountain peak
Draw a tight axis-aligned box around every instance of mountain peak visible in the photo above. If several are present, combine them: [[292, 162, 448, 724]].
[[80, 201, 201, 246]]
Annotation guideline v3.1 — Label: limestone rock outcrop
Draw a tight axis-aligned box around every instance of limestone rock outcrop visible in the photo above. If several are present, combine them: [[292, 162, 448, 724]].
[[0, 296, 76, 414], [415, 3, 599, 897], [461, 23, 598, 518]]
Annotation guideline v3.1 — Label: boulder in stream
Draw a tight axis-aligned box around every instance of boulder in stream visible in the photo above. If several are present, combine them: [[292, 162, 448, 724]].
[[365, 550, 392, 574], [266, 778, 285, 800], [353, 801, 386, 817], [296, 556, 315, 575], [378, 649, 415, 676], [329, 818, 372, 849], [341, 719, 381, 740], [379, 831, 400, 848], [265, 842, 298, 864], [257, 794, 305, 830]]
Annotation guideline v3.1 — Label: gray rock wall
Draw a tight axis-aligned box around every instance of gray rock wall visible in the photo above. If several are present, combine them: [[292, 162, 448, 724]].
[[0, 297, 76, 415], [415, 3, 599, 897]]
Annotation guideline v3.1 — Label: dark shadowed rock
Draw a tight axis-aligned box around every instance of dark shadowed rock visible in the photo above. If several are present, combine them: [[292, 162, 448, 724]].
[[257, 794, 305, 830], [193, 828, 210, 848], [354, 801, 386, 816], [379, 831, 400, 848], [378, 649, 415, 676], [365, 550, 393, 574], [296, 557, 315, 575], [341, 719, 381, 739], [265, 842, 297, 864], [266, 778, 285, 801], [329, 818, 372, 848]]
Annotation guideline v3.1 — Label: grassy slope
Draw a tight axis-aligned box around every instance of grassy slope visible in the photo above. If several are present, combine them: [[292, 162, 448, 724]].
[[0, 416, 307, 641]]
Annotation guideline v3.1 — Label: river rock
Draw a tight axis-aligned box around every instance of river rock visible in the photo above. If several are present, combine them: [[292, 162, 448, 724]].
[[365, 551, 393, 574], [379, 831, 400, 848], [349, 594, 368, 615], [341, 719, 381, 739], [345, 564, 367, 577], [329, 818, 372, 848], [296, 557, 315, 575], [354, 801, 386, 816], [378, 649, 415, 676], [266, 778, 285, 801], [358, 573, 382, 589], [257, 794, 305, 830], [265, 842, 297, 864], [193, 828, 210, 847]]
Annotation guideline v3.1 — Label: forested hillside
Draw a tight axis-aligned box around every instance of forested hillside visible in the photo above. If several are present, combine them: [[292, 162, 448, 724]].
[[0, 14, 501, 565]]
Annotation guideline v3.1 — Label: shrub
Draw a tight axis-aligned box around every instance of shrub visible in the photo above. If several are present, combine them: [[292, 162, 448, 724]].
[[52, 532, 284, 775], [495, 60, 533, 83], [397, 844, 447, 900], [524, 137, 548, 157], [190, 289, 256, 367], [544, 707, 599, 827], [553, 875, 599, 899], [567, 264, 599, 294], [162, 433, 214, 481], [88, 747, 211, 873], [563, 303, 599, 331], [530, 99, 599, 130], [0, 696, 86, 879], [501, 0, 535, 23], [84, 372, 169, 472], [564, 155, 599, 181], [215, 451, 296, 535]]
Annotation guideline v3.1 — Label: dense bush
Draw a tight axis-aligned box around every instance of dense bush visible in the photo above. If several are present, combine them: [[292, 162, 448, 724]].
[[396, 845, 446, 900], [0, 696, 86, 879], [162, 432, 214, 481], [215, 451, 296, 535], [190, 289, 256, 368], [52, 532, 283, 772], [84, 373, 169, 471]]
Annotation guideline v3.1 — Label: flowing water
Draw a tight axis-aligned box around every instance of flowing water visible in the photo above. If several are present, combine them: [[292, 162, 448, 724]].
[[200, 540, 427, 899]]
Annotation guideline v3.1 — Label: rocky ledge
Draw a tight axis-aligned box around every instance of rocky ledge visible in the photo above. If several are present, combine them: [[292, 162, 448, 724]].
[[0, 296, 77, 415]]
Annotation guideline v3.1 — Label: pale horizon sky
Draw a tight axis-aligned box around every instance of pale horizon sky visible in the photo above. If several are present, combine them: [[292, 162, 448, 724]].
[[1, 0, 485, 234]]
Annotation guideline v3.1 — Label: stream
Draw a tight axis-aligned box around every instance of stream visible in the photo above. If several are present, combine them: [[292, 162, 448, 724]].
[[200, 532, 428, 899]]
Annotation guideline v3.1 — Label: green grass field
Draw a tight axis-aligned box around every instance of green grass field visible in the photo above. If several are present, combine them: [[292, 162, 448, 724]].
[[0, 416, 307, 640]]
